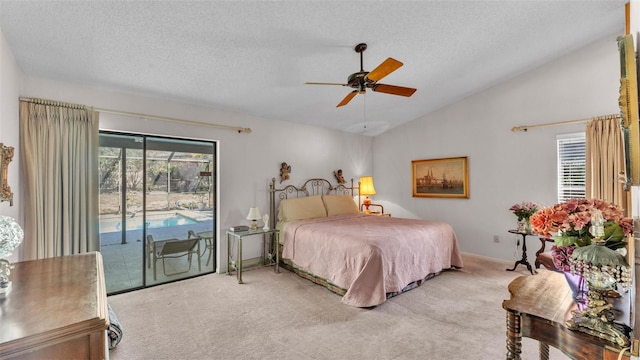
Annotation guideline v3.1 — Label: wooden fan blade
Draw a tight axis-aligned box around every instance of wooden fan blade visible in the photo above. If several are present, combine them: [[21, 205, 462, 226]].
[[305, 82, 348, 86], [337, 90, 358, 107], [372, 84, 416, 97], [366, 58, 403, 82]]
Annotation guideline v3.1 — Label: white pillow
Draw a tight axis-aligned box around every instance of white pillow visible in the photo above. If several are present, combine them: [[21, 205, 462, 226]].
[[322, 195, 359, 216], [278, 195, 327, 222]]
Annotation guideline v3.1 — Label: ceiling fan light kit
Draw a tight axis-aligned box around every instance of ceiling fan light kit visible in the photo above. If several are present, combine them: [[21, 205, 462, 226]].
[[305, 43, 417, 107]]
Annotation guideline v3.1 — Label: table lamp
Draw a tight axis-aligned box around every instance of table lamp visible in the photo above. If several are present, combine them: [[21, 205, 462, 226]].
[[565, 209, 632, 346], [359, 176, 376, 212], [0, 216, 24, 296], [246, 207, 261, 231]]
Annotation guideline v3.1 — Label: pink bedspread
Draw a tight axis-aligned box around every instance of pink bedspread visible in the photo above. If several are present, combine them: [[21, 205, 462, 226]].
[[281, 213, 463, 307]]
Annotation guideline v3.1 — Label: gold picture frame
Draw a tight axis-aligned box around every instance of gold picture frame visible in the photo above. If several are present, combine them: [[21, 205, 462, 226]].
[[0, 143, 14, 206], [412, 156, 469, 198]]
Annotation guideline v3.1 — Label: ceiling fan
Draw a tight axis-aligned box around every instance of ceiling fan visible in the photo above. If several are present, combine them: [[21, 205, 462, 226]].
[[305, 43, 417, 107]]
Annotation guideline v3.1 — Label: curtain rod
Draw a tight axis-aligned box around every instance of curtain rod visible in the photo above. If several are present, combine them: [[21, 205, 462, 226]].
[[19, 97, 252, 134], [511, 113, 620, 132]]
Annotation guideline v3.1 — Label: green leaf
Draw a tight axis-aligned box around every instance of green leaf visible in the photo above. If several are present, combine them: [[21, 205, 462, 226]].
[[604, 222, 624, 242], [554, 235, 579, 246]]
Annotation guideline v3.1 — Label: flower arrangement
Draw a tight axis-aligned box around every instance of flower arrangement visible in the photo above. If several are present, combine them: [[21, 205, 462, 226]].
[[509, 201, 539, 221], [530, 198, 633, 249]]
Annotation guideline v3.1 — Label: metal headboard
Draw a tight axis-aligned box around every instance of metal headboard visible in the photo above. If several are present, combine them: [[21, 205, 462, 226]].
[[268, 177, 356, 229]]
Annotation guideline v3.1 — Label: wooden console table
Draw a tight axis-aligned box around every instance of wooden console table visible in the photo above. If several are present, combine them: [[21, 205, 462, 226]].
[[0, 252, 109, 359], [502, 270, 630, 360]]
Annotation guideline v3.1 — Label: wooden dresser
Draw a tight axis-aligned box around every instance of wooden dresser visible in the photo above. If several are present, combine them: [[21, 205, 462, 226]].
[[0, 252, 109, 359]]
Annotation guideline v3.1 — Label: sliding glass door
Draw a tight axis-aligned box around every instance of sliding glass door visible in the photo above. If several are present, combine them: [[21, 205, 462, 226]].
[[99, 132, 216, 294]]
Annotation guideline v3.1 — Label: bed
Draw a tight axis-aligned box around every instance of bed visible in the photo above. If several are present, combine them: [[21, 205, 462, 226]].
[[269, 178, 464, 307]]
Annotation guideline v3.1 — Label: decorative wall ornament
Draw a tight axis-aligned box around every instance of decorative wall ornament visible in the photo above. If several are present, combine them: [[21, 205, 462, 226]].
[[334, 169, 346, 184], [280, 162, 291, 183], [0, 144, 14, 206]]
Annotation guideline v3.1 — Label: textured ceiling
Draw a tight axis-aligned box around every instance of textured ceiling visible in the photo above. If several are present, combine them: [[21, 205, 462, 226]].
[[0, 1, 627, 136]]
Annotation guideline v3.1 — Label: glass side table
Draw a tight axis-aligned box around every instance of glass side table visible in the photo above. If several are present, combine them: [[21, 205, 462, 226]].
[[226, 228, 279, 284]]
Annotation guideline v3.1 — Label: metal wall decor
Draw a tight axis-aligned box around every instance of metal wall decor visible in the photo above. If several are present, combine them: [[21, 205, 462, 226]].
[[333, 169, 346, 184], [0, 143, 14, 206], [280, 162, 291, 183]]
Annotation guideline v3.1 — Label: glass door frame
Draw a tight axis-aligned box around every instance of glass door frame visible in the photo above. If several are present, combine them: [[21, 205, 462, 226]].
[[99, 130, 218, 295]]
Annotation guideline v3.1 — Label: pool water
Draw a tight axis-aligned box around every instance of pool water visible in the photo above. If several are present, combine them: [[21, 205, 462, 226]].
[[100, 214, 198, 233]]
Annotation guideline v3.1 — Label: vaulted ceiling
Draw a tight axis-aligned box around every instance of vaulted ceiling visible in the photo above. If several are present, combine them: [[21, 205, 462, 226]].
[[0, 1, 627, 135]]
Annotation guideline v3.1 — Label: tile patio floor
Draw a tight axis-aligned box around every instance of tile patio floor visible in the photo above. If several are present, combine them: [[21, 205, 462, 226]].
[[100, 211, 216, 294]]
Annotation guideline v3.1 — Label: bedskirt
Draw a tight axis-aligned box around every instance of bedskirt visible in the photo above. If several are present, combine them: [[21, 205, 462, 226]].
[[280, 257, 446, 305]]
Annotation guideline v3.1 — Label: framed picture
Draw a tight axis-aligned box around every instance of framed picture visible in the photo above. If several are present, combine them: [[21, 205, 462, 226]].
[[0, 143, 14, 205], [412, 156, 469, 198]]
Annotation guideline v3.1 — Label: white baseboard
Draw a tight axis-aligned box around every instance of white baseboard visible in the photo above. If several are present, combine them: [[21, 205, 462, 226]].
[[460, 251, 513, 266]]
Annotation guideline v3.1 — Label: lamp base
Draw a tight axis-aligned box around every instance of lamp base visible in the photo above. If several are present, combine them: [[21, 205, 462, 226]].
[[250, 220, 258, 232], [0, 281, 11, 298], [566, 287, 631, 347], [0, 258, 14, 298], [363, 196, 371, 211]]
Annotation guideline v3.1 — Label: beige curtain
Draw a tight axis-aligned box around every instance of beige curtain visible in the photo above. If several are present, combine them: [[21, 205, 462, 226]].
[[585, 115, 627, 209], [19, 99, 99, 260]]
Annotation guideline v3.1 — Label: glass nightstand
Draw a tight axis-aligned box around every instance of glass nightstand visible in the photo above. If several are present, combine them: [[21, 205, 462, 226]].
[[226, 228, 279, 284]]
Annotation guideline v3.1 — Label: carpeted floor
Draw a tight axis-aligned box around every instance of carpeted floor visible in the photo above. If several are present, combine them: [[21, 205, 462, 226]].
[[107, 253, 570, 360]]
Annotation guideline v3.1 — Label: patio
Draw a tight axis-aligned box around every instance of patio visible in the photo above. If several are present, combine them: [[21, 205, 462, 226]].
[[100, 210, 215, 294]]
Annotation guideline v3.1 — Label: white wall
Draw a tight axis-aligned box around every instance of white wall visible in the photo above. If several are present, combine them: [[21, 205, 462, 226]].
[[0, 29, 22, 263], [9, 70, 373, 271], [373, 34, 622, 263]]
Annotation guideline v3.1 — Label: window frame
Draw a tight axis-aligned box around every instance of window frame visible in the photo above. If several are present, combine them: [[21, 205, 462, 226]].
[[557, 132, 586, 203]]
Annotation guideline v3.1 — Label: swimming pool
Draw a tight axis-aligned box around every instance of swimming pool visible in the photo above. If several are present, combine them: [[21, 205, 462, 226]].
[[99, 213, 199, 233]]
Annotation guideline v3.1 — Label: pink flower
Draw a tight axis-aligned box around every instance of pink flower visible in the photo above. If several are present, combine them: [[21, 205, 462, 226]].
[[530, 198, 632, 245], [509, 202, 539, 221]]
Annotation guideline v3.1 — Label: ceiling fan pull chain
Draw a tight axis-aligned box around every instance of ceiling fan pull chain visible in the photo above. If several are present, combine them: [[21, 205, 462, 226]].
[[363, 94, 367, 129]]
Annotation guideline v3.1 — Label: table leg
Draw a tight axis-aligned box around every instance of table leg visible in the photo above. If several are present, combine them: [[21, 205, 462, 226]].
[[227, 233, 231, 276], [152, 243, 158, 281], [197, 240, 201, 272], [539, 342, 549, 360], [262, 233, 266, 265], [206, 238, 213, 267], [275, 233, 280, 274], [506, 309, 522, 360], [506, 234, 536, 275], [238, 237, 243, 284]]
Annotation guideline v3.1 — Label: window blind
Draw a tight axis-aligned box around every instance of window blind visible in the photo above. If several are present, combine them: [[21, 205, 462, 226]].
[[557, 132, 586, 202]]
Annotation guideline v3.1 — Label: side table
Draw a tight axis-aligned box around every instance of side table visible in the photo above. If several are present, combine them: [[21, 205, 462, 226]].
[[506, 229, 537, 275], [503, 271, 631, 359], [226, 228, 279, 284], [189, 230, 215, 266]]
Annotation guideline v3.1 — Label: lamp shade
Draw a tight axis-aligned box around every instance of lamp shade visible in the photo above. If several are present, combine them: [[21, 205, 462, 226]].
[[246, 207, 261, 220], [359, 176, 376, 196]]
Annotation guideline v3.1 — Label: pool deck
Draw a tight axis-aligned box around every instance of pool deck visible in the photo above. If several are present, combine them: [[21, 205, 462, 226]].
[[100, 210, 215, 293]]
